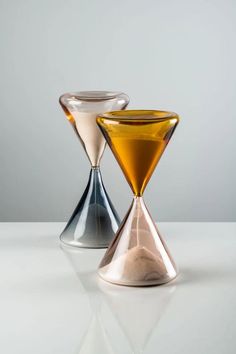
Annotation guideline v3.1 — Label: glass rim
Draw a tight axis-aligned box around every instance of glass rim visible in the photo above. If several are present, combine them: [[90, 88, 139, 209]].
[[97, 109, 179, 122], [59, 91, 129, 103]]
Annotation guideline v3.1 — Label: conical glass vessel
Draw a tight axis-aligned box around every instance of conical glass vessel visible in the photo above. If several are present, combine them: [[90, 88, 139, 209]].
[[97, 110, 179, 286], [59, 91, 129, 248]]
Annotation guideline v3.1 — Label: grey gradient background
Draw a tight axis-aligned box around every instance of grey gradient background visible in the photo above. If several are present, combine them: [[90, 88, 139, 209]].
[[0, 0, 235, 222]]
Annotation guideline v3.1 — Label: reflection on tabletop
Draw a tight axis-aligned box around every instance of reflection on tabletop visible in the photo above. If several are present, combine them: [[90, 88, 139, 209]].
[[61, 245, 177, 354]]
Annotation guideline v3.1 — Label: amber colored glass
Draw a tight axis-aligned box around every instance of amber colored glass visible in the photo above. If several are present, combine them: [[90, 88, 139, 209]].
[[97, 110, 179, 286], [97, 110, 178, 196]]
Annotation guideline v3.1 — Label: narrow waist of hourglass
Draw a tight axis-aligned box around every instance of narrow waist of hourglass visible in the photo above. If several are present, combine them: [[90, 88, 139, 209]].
[[89, 169, 146, 200]]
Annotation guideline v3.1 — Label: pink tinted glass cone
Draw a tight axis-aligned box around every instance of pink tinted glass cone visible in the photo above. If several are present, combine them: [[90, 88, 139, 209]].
[[59, 91, 129, 167], [98, 197, 178, 286]]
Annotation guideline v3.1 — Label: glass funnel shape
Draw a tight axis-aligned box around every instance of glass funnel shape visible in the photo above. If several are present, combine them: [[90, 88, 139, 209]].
[[97, 110, 179, 286], [59, 91, 129, 248]]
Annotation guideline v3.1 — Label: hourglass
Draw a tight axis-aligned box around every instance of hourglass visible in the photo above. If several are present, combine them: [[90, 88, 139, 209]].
[[59, 91, 129, 248], [97, 110, 179, 286]]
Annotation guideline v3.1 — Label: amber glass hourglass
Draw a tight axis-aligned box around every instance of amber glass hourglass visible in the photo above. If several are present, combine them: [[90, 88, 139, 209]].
[[97, 110, 179, 286], [59, 91, 129, 248]]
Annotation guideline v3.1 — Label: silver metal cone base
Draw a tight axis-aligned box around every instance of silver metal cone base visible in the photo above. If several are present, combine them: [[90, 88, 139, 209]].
[[60, 168, 120, 248]]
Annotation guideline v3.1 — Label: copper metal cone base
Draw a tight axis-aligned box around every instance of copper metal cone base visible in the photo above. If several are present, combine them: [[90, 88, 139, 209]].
[[98, 197, 178, 287]]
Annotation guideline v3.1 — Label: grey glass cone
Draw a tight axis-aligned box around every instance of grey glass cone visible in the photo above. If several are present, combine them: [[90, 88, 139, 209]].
[[60, 168, 120, 248]]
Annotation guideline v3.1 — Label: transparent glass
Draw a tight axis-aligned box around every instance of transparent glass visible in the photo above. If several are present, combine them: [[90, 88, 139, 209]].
[[59, 91, 129, 248], [97, 110, 179, 286]]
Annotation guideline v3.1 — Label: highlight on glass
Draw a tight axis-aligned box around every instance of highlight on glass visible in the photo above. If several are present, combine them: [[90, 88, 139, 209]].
[[97, 110, 179, 286], [59, 91, 129, 248]]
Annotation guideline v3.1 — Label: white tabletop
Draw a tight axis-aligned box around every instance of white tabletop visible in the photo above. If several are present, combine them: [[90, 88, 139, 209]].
[[0, 222, 235, 354]]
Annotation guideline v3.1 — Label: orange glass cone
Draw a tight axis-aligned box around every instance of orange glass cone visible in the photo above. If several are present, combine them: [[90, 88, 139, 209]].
[[97, 110, 179, 286]]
